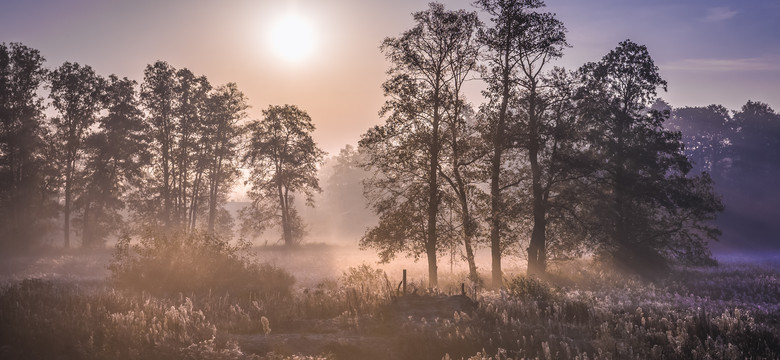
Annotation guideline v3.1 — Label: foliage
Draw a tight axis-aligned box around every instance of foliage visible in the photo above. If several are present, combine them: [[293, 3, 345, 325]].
[[48, 61, 106, 248], [576, 40, 723, 273], [504, 275, 554, 303], [360, 2, 482, 287], [0, 42, 57, 250], [76, 74, 149, 247], [242, 105, 325, 246], [109, 229, 294, 297]]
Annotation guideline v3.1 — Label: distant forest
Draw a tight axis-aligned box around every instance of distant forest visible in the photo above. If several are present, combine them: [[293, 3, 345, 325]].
[[2, 1, 779, 287]]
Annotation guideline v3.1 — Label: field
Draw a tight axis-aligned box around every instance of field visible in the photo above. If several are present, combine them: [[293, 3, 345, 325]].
[[1, 244, 779, 359]]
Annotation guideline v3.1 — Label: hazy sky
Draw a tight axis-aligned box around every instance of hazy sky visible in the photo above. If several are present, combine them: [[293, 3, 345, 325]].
[[2, 0, 779, 155]]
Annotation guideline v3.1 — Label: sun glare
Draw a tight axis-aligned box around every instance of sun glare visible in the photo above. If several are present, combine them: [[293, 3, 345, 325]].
[[269, 13, 316, 63]]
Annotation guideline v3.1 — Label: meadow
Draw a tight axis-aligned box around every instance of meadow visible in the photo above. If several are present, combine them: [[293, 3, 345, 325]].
[[1, 242, 779, 360]]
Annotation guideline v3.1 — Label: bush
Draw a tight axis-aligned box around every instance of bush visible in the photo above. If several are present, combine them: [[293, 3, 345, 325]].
[[109, 229, 294, 297], [504, 275, 554, 303]]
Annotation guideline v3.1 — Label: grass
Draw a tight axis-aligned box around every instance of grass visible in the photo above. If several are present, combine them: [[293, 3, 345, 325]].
[[1, 244, 779, 359]]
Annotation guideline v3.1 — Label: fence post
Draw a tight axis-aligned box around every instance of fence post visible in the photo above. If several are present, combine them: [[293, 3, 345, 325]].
[[402, 269, 407, 296]]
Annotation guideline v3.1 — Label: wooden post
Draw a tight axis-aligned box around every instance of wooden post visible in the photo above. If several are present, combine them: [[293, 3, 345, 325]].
[[461, 282, 465, 296], [402, 269, 407, 296]]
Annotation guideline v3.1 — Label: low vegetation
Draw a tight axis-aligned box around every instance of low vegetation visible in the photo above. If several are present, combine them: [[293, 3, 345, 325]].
[[2, 245, 779, 359]]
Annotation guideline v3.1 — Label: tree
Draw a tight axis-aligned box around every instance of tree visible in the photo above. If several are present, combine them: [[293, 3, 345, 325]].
[[172, 68, 211, 229], [138, 61, 177, 228], [667, 104, 734, 175], [474, 0, 568, 284], [519, 67, 587, 275], [77, 75, 148, 247], [578, 40, 723, 274], [202, 83, 247, 234], [437, 10, 484, 282], [243, 105, 325, 246], [360, 3, 480, 287], [48, 62, 105, 248], [0, 42, 55, 250], [137, 62, 222, 233], [314, 145, 376, 242]]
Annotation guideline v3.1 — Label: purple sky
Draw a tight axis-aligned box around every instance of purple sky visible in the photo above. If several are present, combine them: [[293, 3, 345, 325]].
[[2, 0, 778, 155]]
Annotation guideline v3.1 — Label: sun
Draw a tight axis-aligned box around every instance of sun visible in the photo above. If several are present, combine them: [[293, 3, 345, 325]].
[[269, 13, 316, 63]]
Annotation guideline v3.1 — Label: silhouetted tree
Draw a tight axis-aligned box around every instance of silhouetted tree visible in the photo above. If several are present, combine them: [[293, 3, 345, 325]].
[[518, 67, 588, 275], [49, 62, 105, 248], [138, 62, 226, 233], [0, 42, 56, 250], [243, 105, 324, 246], [77, 75, 148, 247], [203, 83, 247, 234], [732, 101, 780, 175], [360, 3, 480, 287], [172, 68, 211, 229], [315, 145, 376, 242], [667, 104, 734, 174], [474, 0, 568, 284], [139, 61, 177, 228], [578, 40, 723, 274]]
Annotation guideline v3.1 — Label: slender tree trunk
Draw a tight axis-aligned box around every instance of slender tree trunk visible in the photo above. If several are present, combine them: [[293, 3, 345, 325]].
[[207, 155, 222, 233], [459, 192, 478, 282], [162, 135, 171, 227], [490, 38, 514, 288], [64, 156, 73, 248], [426, 85, 442, 288], [451, 142, 478, 282], [82, 199, 92, 248], [189, 168, 202, 232], [526, 88, 547, 276], [278, 181, 292, 246], [527, 143, 547, 275]]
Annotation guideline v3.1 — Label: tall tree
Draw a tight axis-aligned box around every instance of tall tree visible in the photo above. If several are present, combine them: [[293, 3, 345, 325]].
[[519, 67, 586, 275], [138, 62, 215, 232], [437, 10, 483, 282], [360, 3, 480, 287], [578, 40, 723, 274], [667, 104, 734, 175], [77, 75, 148, 247], [172, 68, 211, 228], [139, 61, 177, 228], [49, 62, 105, 248], [243, 105, 324, 246], [203, 83, 247, 233], [0, 42, 55, 250], [475, 0, 568, 284]]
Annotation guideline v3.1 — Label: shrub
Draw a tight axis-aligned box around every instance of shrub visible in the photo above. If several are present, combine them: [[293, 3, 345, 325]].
[[109, 229, 294, 297], [505, 275, 554, 303]]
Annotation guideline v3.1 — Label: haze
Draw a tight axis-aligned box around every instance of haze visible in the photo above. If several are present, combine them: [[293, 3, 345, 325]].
[[2, 0, 778, 157]]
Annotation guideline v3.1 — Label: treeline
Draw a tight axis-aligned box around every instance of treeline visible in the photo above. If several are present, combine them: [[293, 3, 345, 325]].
[[0, 43, 324, 251], [665, 100, 780, 252], [357, 0, 728, 287]]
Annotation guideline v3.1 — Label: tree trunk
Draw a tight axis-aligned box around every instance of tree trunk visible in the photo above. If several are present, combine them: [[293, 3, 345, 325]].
[[460, 195, 478, 282], [207, 154, 223, 233], [527, 146, 547, 275], [426, 240, 438, 288], [278, 182, 292, 246], [491, 39, 513, 289], [426, 84, 442, 288], [82, 199, 92, 248], [64, 157, 72, 248], [526, 88, 547, 276]]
